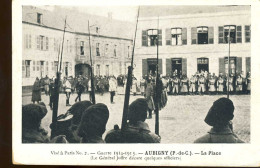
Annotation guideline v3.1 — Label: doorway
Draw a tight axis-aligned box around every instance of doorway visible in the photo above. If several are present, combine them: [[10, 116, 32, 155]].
[[171, 58, 182, 77], [197, 58, 209, 73], [75, 64, 91, 78], [147, 58, 157, 76]]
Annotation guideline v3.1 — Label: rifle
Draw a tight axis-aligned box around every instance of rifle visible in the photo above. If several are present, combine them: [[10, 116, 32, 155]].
[[51, 17, 67, 139], [121, 7, 140, 131], [88, 20, 96, 104], [154, 16, 160, 135]]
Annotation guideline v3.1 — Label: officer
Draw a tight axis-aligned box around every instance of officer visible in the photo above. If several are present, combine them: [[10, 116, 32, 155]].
[[189, 75, 197, 95], [172, 75, 180, 95], [78, 103, 109, 143], [198, 74, 206, 95], [194, 98, 244, 143], [105, 98, 161, 143]]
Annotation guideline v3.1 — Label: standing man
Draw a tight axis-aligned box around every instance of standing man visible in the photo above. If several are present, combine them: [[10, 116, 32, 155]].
[[172, 75, 180, 95], [64, 77, 72, 106], [75, 79, 85, 102], [236, 74, 243, 95], [32, 77, 41, 104], [44, 75, 50, 95], [140, 76, 146, 96], [217, 75, 224, 95], [189, 75, 197, 95], [109, 76, 117, 104], [132, 76, 138, 96], [208, 75, 216, 95], [145, 79, 154, 119], [180, 74, 189, 95], [49, 79, 55, 110], [246, 72, 251, 94], [198, 74, 206, 95]]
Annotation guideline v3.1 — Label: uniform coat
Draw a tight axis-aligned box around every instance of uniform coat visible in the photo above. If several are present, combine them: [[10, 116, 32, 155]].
[[145, 83, 155, 111], [32, 80, 42, 102]]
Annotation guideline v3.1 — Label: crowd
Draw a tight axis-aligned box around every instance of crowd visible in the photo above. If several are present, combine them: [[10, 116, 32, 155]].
[[22, 96, 245, 143]]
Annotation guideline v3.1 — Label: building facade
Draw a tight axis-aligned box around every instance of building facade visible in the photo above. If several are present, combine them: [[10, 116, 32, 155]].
[[134, 6, 251, 79], [22, 6, 133, 87]]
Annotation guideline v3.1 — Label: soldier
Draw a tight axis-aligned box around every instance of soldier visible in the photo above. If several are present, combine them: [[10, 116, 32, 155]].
[[78, 103, 109, 143], [235, 75, 243, 94], [217, 75, 224, 95], [31, 77, 41, 104], [172, 75, 180, 95], [132, 76, 138, 96], [75, 79, 85, 102], [227, 74, 234, 94], [64, 77, 72, 106], [145, 79, 155, 119], [189, 75, 197, 95], [105, 98, 161, 143], [194, 98, 244, 143], [140, 76, 146, 96], [109, 76, 117, 104], [44, 75, 50, 95], [49, 79, 55, 110], [208, 75, 216, 95], [167, 76, 173, 95], [22, 104, 67, 143], [180, 74, 189, 95], [198, 74, 206, 95]]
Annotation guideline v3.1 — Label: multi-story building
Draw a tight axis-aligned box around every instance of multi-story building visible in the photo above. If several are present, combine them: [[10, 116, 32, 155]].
[[134, 6, 251, 79], [22, 6, 133, 87]]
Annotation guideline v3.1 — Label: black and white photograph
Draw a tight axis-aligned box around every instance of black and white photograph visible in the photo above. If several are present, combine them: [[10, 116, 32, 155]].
[[13, 1, 260, 166]]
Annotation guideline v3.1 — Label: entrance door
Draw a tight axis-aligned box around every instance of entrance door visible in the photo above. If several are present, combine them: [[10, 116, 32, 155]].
[[197, 58, 209, 73], [172, 58, 182, 77], [75, 64, 91, 78]]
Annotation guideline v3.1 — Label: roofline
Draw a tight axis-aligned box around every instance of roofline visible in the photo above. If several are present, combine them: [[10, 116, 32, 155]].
[[22, 21, 133, 42]]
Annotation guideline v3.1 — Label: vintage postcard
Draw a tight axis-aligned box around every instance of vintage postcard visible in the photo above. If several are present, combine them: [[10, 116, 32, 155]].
[[12, 0, 260, 166]]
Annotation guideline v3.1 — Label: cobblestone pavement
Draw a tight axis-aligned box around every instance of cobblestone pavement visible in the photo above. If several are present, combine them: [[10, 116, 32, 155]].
[[22, 92, 250, 143]]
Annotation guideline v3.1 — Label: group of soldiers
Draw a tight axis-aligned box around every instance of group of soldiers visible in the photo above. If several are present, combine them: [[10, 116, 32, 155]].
[[143, 71, 251, 96]]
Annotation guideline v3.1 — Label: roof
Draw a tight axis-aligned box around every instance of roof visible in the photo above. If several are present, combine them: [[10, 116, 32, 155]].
[[22, 6, 135, 40], [139, 5, 251, 18]]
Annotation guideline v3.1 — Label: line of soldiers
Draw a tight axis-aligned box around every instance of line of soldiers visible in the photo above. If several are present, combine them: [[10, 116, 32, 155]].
[[160, 72, 251, 95]]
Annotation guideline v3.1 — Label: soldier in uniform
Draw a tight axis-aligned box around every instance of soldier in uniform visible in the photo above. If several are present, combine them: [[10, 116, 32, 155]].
[[167, 76, 173, 95], [64, 77, 72, 106], [140, 76, 146, 96], [145, 79, 155, 119], [198, 74, 206, 95], [189, 75, 197, 95], [75, 78, 85, 102], [31, 77, 42, 104], [132, 76, 138, 96], [172, 75, 180, 95], [180, 74, 189, 95], [235, 74, 243, 94], [227, 75, 234, 94], [49, 79, 55, 110], [217, 75, 224, 95], [194, 98, 244, 143], [44, 75, 50, 95], [246, 72, 251, 94], [105, 98, 160, 143], [109, 76, 117, 103], [78, 103, 109, 143], [208, 75, 216, 95]]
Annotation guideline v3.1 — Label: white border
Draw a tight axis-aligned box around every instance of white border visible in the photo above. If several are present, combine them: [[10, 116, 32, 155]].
[[13, 0, 260, 166]]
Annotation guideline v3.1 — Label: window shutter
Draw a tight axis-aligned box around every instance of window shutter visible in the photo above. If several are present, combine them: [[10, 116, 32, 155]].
[[236, 57, 242, 74], [166, 58, 171, 76], [245, 25, 251, 43], [165, 28, 171, 45], [246, 57, 251, 74], [46, 37, 49, 50], [36, 36, 40, 49], [182, 58, 187, 75], [77, 40, 80, 55], [218, 26, 224, 44], [191, 27, 197, 44], [236, 26, 242, 43], [208, 27, 214, 44], [158, 29, 162, 46], [142, 30, 148, 46], [219, 57, 225, 75], [43, 37, 46, 50], [158, 59, 162, 74], [182, 28, 187, 45], [142, 59, 148, 76]]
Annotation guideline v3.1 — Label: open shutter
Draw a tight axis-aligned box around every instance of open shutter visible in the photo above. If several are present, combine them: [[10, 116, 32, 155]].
[[182, 58, 187, 75], [158, 59, 162, 74], [246, 57, 251, 74], [158, 29, 162, 46], [208, 27, 214, 44], [236, 26, 242, 43], [182, 28, 187, 45], [165, 28, 171, 45], [36, 35, 40, 49], [219, 57, 225, 75], [218, 26, 224, 44], [142, 59, 148, 76], [166, 58, 171, 76], [43, 37, 46, 50], [142, 30, 148, 46], [191, 27, 197, 45], [236, 57, 242, 74]]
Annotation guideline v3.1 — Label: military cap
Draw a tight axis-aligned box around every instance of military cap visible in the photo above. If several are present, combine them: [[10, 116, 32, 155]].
[[204, 97, 234, 127], [128, 98, 148, 123]]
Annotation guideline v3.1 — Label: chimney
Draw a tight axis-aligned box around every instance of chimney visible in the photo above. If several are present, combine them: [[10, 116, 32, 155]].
[[108, 12, 113, 20]]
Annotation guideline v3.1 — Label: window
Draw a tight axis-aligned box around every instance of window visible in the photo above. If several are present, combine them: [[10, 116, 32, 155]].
[[105, 44, 109, 56], [197, 27, 208, 44], [171, 28, 182, 45], [245, 25, 251, 43], [80, 41, 84, 55], [25, 60, 30, 77], [224, 26, 236, 43], [219, 25, 239, 44], [25, 34, 31, 49], [147, 29, 158, 46], [96, 43, 100, 56], [225, 57, 236, 74], [96, 64, 100, 76], [37, 13, 42, 24], [37, 35, 48, 50], [114, 45, 117, 57]]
